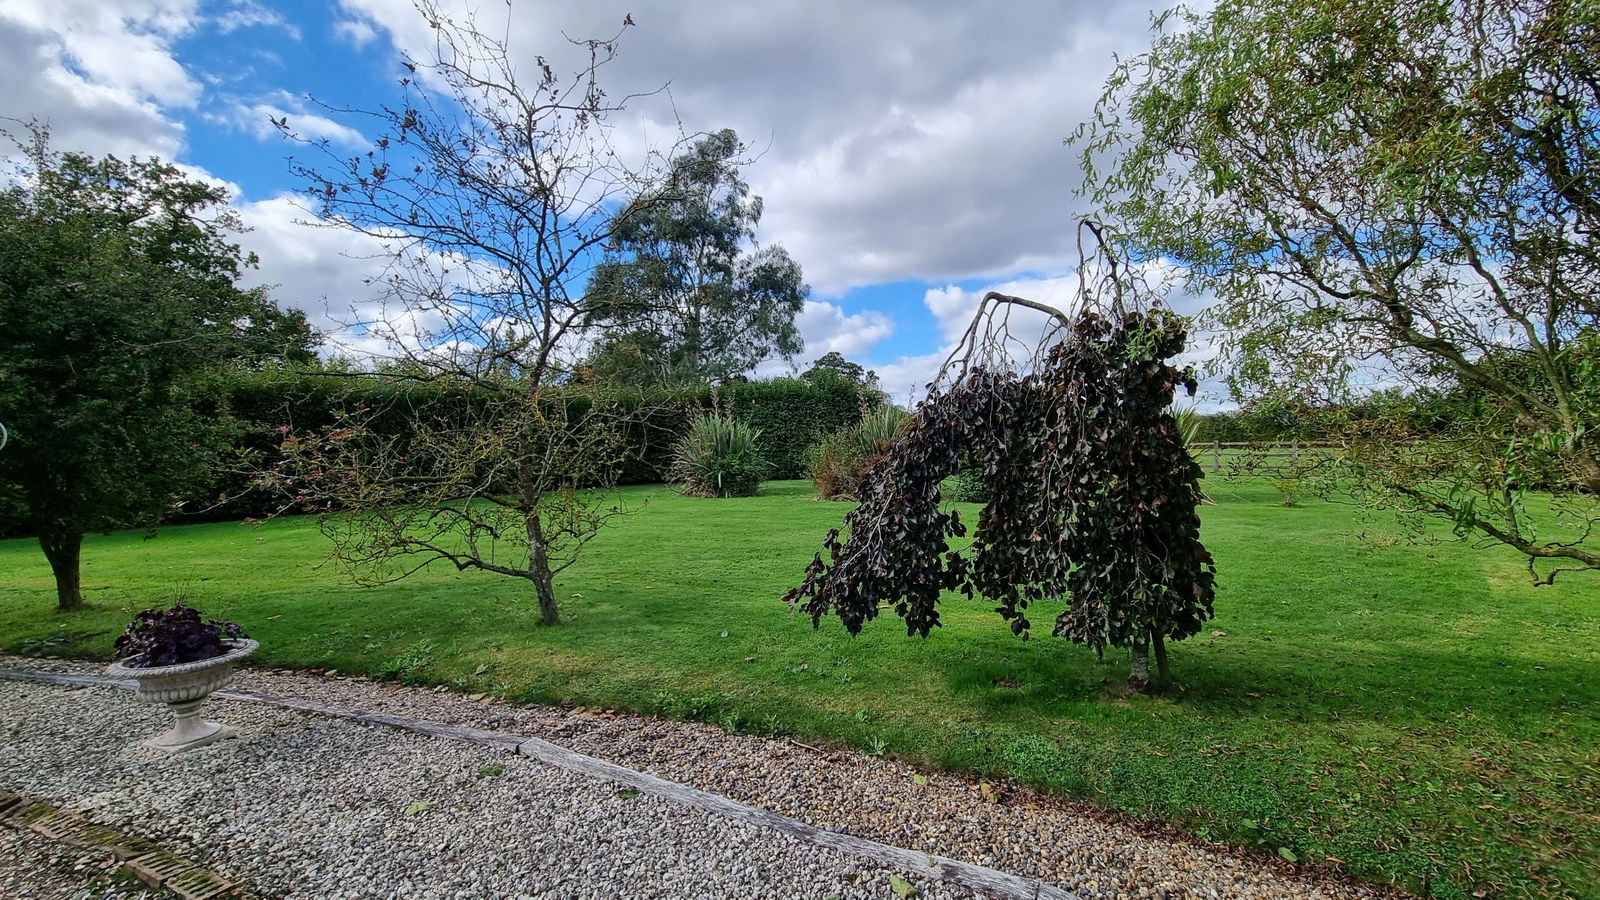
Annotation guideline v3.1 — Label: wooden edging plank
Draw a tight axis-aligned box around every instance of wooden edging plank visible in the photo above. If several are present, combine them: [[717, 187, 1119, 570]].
[[0, 667, 1072, 900], [212, 687, 530, 754], [0, 669, 130, 690]]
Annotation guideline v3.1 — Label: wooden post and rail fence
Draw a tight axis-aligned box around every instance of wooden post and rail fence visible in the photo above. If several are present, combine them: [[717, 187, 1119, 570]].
[[1197, 441, 1341, 473]]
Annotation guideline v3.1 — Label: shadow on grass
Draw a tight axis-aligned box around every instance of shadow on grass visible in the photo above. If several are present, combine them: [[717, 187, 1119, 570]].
[[944, 630, 1598, 737]]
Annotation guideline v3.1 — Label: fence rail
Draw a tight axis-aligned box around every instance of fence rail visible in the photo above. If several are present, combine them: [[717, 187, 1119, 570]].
[[1198, 441, 1340, 473]]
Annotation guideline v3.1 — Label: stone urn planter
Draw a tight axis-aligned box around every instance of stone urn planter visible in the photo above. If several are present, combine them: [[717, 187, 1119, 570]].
[[107, 639, 258, 754]]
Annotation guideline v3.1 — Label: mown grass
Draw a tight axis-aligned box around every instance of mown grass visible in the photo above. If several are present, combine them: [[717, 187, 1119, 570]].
[[1, 478, 1595, 898]]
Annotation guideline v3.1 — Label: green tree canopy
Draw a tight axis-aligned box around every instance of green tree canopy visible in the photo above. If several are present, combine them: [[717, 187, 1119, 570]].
[[1074, 0, 1600, 580], [800, 351, 879, 390], [0, 126, 317, 609], [583, 128, 808, 384]]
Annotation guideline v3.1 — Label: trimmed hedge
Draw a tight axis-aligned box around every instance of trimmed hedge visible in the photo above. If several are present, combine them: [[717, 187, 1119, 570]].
[[718, 380, 870, 480], [1191, 391, 1460, 444], [193, 371, 874, 519]]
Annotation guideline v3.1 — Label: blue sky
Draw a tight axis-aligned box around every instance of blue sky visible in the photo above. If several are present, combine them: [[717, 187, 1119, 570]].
[[1, 0, 1220, 403]]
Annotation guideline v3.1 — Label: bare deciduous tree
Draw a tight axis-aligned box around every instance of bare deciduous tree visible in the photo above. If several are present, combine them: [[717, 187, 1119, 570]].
[[265, 1, 683, 624]]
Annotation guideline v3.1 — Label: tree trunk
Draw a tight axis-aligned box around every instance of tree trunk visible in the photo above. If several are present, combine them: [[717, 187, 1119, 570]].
[[1151, 629, 1171, 688], [39, 530, 84, 611], [1127, 640, 1151, 692], [526, 514, 560, 626]]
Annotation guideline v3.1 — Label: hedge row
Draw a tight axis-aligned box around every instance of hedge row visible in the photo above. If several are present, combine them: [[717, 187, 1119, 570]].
[[198, 371, 876, 519], [1190, 391, 1461, 444]]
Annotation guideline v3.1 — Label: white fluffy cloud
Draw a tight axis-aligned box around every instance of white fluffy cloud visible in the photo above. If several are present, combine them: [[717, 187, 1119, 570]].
[[333, 0, 1157, 295], [795, 301, 894, 359], [214, 0, 300, 39], [234, 196, 575, 370], [232, 194, 398, 354], [751, 300, 895, 378], [332, 17, 379, 49], [219, 93, 369, 148], [0, 0, 201, 158], [875, 274, 1084, 403]]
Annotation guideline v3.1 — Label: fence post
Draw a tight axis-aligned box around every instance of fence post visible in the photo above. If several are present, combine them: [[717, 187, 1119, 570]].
[[1212, 441, 1221, 472]]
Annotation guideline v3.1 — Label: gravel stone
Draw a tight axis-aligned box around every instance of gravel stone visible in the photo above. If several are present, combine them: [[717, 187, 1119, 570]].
[[0, 676, 967, 899], [1, 657, 1404, 899]]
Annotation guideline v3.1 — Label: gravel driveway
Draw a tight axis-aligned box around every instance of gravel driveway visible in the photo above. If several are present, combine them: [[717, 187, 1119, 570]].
[[0, 679, 970, 899], [0, 658, 1396, 899]]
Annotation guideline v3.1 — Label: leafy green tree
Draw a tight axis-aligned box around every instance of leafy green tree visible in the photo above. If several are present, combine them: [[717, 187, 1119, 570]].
[[1074, 0, 1600, 581], [584, 129, 808, 383], [577, 327, 675, 386], [0, 126, 317, 610], [800, 351, 879, 390]]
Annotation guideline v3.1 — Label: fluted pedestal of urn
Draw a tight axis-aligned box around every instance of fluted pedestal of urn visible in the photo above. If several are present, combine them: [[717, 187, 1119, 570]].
[[144, 696, 235, 752], [106, 639, 258, 754]]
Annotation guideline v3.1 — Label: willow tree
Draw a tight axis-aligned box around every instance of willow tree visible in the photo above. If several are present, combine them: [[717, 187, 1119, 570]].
[[1074, 0, 1599, 582], [785, 246, 1215, 690]]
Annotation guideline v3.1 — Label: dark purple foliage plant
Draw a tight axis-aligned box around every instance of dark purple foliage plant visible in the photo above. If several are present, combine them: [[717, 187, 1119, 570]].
[[113, 604, 248, 668], [786, 232, 1216, 690]]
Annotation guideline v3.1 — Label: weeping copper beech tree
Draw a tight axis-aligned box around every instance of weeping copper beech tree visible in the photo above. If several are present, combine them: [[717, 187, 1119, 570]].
[[785, 231, 1215, 690]]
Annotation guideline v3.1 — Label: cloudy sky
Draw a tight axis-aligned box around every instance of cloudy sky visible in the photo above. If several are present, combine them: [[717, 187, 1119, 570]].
[[0, 0, 1218, 402]]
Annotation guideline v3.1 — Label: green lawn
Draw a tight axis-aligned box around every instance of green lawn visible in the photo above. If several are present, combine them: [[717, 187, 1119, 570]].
[[1, 479, 1595, 898]]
